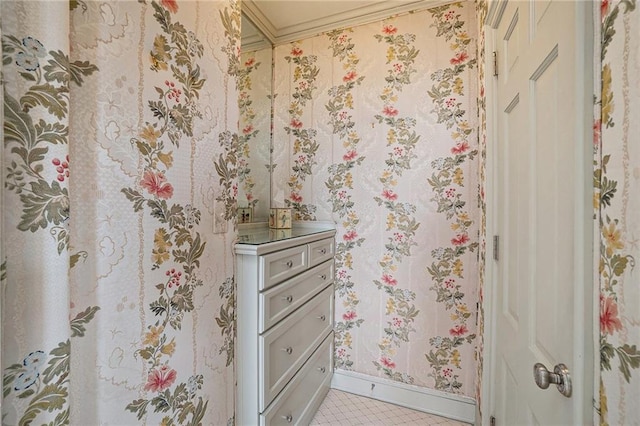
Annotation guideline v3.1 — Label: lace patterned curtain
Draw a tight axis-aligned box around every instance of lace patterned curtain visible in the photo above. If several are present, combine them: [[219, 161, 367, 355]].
[[1, 1, 239, 423]]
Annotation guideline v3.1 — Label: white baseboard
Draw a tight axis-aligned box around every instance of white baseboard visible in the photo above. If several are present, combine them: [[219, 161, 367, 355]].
[[330, 370, 476, 424]]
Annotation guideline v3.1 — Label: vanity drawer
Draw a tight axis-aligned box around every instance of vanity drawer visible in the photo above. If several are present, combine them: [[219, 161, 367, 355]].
[[259, 260, 334, 333], [260, 333, 333, 426], [259, 245, 308, 290], [308, 237, 335, 268], [259, 285, 333, 410]]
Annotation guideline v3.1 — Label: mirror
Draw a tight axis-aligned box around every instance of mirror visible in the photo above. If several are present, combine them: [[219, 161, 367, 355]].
[[238, 13, 273, 223]]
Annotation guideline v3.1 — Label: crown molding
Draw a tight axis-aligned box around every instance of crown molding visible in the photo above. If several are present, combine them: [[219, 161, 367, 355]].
[[242, 0, 460, 46]]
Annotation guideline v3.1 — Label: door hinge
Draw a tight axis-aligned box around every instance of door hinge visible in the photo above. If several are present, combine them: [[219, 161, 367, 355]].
[[493, 235, 499, 261], [492, 51, 498, 77], [490, 415, 496, 426]]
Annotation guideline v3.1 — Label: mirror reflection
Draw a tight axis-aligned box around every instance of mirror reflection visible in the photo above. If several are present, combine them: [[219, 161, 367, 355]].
[[238, 13, 273, 223]]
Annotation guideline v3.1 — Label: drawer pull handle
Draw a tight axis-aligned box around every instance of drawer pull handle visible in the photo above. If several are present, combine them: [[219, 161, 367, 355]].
[[318, 366, 326, 373], [319, 248, 327, 254], [318, 315, 326, 321], [282, 295, 293, 303], [285, 260, 293, 268], [282, 347, 293, 355], [282, 414, 293, 423], [320, 274, 327, 280]]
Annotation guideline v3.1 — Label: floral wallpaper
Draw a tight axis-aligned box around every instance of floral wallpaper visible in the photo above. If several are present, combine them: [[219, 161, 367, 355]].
[[281, 42, 320, 220], [2, 0, 239, 424], [423, 5, 478, 392], [474, 0, 488, 416], [238, 47, 271, 222], [368, 21, 421, 384], [324, 28, 367, 371], [595, 0, 640, 424], [272, 2, 479, 397], [4, 0, 637, 422]]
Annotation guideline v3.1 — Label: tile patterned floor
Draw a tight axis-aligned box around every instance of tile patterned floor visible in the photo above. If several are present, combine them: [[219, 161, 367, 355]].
[[310, 389, 470, 425]]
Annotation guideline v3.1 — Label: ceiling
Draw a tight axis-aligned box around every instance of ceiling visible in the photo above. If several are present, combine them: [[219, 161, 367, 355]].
[[241, 0, 451, 47]]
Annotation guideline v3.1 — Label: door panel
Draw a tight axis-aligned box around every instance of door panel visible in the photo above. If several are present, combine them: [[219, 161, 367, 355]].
[[502, 93, 523, 333], [532, 50, 562, 365], [491, 0, 592, 424], [504, 10, 520, 76]]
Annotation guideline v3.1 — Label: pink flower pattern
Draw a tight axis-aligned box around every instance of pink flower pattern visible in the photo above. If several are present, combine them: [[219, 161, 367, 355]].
[[161, 0, 178, 14], [451, 234, 470, 246], [382, 25, 397, 35], [140, 170, 174, 199], [380, 357, 396, 369], [290, 192, 302, 203], [449, 324, 468, 337], [343, 230, 358, 241], [382, 274, 397, 286], [382, 189, 398, 201], [144, 365, 177, 392], [343, 311, 357, 321], [451, 141, 470, 154], [382, 105, 398, 116], [343, 71, 357, 82], [450, 51, 469, 65], [600, 297, 623, 336]]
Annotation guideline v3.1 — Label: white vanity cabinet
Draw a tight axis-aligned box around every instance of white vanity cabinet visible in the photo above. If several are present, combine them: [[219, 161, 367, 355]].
[[235, 225, 336, 426]]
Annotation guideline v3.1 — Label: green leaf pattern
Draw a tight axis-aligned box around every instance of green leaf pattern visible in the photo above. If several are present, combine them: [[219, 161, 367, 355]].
[[215, 277, 235, 367], [325, 29, 366, 370], [237, 55, 262, 209], [121, 2, 213, 423], [2, 27, 101, 425], [213, 131, 240, 221], [283, 43, 320, 220], [2, 311, 99, 425], [424, 3, 478, 393], [370, 22, 420, 384], [2, 34, 97, 246], [596, 1, 638, 423]]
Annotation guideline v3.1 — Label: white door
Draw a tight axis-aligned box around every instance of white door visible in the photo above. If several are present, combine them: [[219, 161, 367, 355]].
[[487, 0, 593, 424]]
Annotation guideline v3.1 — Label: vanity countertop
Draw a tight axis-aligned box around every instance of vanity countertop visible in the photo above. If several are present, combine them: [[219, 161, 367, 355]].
[[235, 221, 336, 255]]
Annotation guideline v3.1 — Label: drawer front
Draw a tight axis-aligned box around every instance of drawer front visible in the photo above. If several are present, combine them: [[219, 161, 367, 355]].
[[259, 245, 308, 290], [307, 238, 335, 268], [260, 333, 333, 426], [259, 285, 333, 410], [259, 260, 334, 333]]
